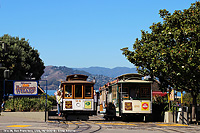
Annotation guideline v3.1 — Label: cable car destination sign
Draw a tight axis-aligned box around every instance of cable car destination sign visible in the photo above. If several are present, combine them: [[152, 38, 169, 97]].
[[14, 81, 38, 96]]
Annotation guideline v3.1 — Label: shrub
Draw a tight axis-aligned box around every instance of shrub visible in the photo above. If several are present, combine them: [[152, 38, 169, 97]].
[[4, 97, 52, 112]]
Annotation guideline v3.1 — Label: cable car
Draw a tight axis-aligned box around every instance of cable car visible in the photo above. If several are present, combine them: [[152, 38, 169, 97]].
[[60, 74, 97, 120], [99, 73, 153, 121]]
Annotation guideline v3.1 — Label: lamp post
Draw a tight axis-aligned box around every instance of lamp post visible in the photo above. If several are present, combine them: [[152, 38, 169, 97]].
[[1, 41, 10, 101], [2, 42, 6, 65], [25, 72, 35, 80], [0, 42, 7, 70]]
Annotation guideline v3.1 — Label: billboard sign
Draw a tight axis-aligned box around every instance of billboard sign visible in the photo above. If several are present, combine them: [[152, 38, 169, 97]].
[[14, 81, 38, 96]]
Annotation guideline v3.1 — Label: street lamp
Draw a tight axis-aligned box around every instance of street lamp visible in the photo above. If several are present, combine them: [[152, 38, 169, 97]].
[[1, 41, 10, 101], [2, 42, 7, 51], [0, 42, 9, 77], [25, 72, 35, 80], [0, 42, 7, 68]]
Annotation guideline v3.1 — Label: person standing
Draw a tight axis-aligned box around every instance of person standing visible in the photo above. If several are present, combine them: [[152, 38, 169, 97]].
[[56, 89, 62, 116], [1, 101, 5, 112]]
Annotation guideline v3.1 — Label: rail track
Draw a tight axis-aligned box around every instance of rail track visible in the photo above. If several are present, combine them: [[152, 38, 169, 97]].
[[47, 115, 200, 133], [48, 120, 102, 133]]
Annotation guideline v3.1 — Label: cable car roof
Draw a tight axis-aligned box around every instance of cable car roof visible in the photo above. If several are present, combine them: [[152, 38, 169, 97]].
[[116, 73, 143, 80], [117, 80, 153, 84], [66, 74, 88, 81], [61, 81, 95, 84]]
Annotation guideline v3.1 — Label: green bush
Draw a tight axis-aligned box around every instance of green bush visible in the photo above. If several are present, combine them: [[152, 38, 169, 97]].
[[153, 95, 168, 104], [182, 93, 200, 106], [47, 95, 57, 106], [4, 97, 53, 112]]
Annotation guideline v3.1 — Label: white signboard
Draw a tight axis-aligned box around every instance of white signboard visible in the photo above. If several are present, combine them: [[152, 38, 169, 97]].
[[14, 81, 38, 96], [63, 99, 94, 111], [73, 99, 83, 110], [122, 100, 151, 114]]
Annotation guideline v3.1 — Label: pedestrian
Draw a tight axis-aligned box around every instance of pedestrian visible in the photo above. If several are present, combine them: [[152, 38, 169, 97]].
[[1, 101, 5, 112], [177, 101, 181, 106], [56, 89, 62, 116]]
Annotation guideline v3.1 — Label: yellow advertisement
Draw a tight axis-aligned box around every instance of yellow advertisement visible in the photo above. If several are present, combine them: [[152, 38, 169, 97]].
[[141, 102, 149, 111], [169, 89, 175, 101], [85, 101, 91, 109]]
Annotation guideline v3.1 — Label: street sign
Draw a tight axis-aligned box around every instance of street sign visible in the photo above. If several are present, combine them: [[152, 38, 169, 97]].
[[169, 89, 175, 101], [13, 81, 38, 96]]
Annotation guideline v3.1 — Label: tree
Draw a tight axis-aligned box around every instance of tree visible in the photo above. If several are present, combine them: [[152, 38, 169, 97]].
[[121, 2, 200, 117], [182, 93, 200, 106], [0, 34, 45, 101]]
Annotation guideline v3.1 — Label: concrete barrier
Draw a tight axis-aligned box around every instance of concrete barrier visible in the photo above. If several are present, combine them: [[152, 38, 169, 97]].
[[164, 111, 173, 123], [1, 112, 48, 121]]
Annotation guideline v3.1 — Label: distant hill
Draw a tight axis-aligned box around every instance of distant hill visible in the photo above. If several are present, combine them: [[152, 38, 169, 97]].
[[41, 66, 114, 90], [73, 67, 137, 78]]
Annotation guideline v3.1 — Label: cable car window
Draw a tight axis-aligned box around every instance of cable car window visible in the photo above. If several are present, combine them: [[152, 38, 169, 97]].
[[75, 85, 82, 98], [122, 87, 129, 98], [119, 87, 129, 98], [65, 85, 72, 98], [85, 86, 92, 97], [112, 85, 117, 99], [130, 86, 140, 99], [140, 87, 150, 99]]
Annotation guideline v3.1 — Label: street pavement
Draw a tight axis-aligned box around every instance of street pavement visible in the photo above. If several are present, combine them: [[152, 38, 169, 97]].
[[0, 114, 72, 132], [1, 113, 200, 133]]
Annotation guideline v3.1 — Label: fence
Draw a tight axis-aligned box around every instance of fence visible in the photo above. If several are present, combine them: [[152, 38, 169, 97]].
[[173, 105, 189, 124], [173, 105, 200, 125]]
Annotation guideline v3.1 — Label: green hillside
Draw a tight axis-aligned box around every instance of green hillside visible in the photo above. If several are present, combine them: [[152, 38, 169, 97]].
[[41, 66, 114, 90]]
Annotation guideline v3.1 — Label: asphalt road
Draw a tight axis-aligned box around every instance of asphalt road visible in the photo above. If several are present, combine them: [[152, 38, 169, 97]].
[[1, 114, 200, 133]]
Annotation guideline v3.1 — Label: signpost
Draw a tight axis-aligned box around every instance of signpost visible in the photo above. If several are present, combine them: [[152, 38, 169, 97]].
[[14, 81, 38, 96], [169, 89, 175, 101], [3, 80, 47, 122]]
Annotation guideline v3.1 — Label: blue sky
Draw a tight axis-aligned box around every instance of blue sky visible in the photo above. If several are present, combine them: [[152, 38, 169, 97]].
[[0, 0, 197, 68]]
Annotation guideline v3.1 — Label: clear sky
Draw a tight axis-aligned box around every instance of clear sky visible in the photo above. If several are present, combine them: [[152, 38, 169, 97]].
[[0, 0, 197, 68]]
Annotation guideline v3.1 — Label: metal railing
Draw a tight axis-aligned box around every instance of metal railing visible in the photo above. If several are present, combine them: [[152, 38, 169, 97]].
[[173, 105, 200, 125], [173, 105, 190, 125]]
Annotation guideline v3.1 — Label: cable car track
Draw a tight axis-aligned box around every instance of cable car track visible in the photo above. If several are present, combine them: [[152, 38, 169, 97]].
[[71, 121, 92, 132], [47, 114, 194, 133], [47, 119, 200, 133], [89, 124, 102, 133], [70, 121, 102, 133], [48, 120, 102, 132]]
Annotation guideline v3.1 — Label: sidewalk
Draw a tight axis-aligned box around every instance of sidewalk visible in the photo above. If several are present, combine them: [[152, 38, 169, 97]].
[[0, 112, 44, 123], [0, 112, 68, 131], [0, 111, 47, 122]]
